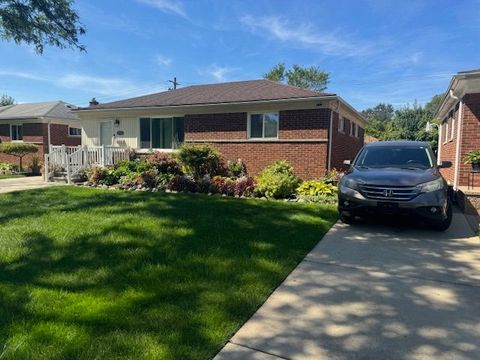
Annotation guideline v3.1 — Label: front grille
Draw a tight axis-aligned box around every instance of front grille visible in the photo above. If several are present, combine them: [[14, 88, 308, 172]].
[[359, 184, 419, 201]]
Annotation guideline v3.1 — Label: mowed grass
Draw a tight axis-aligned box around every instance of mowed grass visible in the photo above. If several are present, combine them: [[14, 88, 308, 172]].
[[0, 174, 26, 180], [0, 186, 337, 360]]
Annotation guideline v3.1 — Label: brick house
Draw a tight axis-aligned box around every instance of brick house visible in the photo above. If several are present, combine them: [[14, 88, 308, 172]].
[[76, 80, 366, 179], [436, 69, 480, 189], [0, 101, 82, 168]]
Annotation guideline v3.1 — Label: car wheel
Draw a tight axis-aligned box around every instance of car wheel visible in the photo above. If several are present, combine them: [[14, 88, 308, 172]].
[[431, 203, 453, 231], [340, 212, 355, 224]]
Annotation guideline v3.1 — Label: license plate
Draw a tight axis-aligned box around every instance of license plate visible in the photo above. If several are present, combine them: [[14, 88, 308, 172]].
[[377, 202, 399, 211]]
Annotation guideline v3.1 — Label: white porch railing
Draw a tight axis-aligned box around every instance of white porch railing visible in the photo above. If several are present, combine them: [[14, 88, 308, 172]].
[[45, 145, 130, 184]]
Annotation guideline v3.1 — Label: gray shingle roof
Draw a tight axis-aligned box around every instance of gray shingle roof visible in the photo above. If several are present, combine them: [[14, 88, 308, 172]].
[[82, 79, 335, 110], [0, 101, 79, 121]]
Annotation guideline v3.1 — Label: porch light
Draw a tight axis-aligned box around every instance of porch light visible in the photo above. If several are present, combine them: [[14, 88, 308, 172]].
[[114, 119, 120, 127]]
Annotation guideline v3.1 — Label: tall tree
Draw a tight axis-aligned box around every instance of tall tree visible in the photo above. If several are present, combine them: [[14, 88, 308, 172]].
[[362, 103, 394, 122], [0, 0, 86, 54], [264, 63, 330, 91], [0, 94, 15, 106]]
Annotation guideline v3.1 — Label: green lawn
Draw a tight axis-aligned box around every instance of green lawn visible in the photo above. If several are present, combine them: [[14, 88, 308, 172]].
[[0, 187, 337, 360], [0, 174, 26, 180]]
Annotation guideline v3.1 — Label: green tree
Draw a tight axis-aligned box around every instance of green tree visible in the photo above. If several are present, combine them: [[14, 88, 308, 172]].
[[0, 94, 15, 106], [362, 103, 394, 122], [0, 0, 86, 54], [0, 142, 38, 171], [264, 63, 330, 91]]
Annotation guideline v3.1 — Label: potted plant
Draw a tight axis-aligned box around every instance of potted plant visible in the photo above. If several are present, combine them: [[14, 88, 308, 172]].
[[463, 150, 480, 172]]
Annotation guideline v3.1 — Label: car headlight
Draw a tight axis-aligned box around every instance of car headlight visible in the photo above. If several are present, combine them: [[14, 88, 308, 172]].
[[341, 177, 360, 190], [417, 178, 444, 193]]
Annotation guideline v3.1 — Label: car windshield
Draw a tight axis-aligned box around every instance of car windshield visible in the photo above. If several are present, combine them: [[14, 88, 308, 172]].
[[355, 146, 433, 169]]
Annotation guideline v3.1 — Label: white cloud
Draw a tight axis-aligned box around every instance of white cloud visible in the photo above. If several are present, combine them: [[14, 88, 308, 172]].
[[240, 15, 373, 57], [202, 65, 236, 82], [0, 70, 47, 81], [155, 54, 172, 66], [56, 74, 140, 95], [136, 0, 186, 17]]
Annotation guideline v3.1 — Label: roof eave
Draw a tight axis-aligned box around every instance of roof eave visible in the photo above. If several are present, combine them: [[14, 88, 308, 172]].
[[74, 95, 338, 113]]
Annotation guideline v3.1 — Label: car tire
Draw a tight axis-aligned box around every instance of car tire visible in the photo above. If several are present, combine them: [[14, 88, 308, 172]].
[[340, 212, 355, 224], [431, 203, 453, 231]]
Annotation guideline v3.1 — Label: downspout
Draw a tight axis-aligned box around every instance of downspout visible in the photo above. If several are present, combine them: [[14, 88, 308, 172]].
[[453, 97, 463, 190], [327, 101, 339, 171], [327, 109, 334, 170], [47, 121, 52, 153]]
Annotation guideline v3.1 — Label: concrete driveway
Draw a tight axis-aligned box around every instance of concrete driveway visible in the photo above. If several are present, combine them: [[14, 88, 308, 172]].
[[0, 176, 55, 193], [215, 211, 480, 360]]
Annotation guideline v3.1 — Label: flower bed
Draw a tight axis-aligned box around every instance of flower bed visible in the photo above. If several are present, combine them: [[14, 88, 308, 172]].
[[78, 144, 338, 203]]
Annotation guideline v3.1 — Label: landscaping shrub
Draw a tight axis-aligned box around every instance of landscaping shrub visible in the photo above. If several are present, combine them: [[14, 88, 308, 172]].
[[147, 152, 182, 175], [256, 161, 299, 199], [319, 168, 341, 185], [0, 143, 38, 171], [210, 176, 235, 196], [168, 175, 197, 192], [29, 156, 41, 175], [140, 167, 160, 188], [119, 172, 142, 188], [176, 144, 223, 179], [227, 159, 246, 178], [86, 166, 110, 185], [297, 180, 337, 197], [0, 162, 17, 175], [234, 176, 255, 197]]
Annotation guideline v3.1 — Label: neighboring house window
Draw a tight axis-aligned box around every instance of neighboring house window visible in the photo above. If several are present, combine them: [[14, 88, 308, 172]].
[[350, 121, 354, 136], [338, 115, 345, 132], [249, 112, 278, 139], [355, 124, 360, 138], [69, 127, 82, 137], [139, 117, 184, 149], [11, 124, 23, 141]]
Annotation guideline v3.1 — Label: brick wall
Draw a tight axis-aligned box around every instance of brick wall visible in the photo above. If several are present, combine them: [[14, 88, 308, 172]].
[[184, 109, 331, 179], [0, 122, 80, 168], [439, 104, 459, 184], [459, 93, 480, 187], [210, 141, 328, 179], [278, 108, 329, 139], [185, 113, 247, 140], [330, 112, 364, 171]]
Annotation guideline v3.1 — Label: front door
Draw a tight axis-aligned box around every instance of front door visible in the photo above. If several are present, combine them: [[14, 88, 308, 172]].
[[100, 121, 113, 146]]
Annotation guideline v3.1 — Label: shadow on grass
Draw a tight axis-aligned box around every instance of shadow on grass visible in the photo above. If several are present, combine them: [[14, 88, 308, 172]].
[[0, 187, 337, 360]]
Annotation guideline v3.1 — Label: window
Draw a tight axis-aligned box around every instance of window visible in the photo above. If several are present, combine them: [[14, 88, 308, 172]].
[[355, 124, 360, 138], [69, 127, 82, 137], [139, 117, 184, 149], [350, 121, 354, 136], [338, 115, 345, 132], [11, 124, 23, 141], [356, 146, 433, 169], [249, 112, 278, 139]]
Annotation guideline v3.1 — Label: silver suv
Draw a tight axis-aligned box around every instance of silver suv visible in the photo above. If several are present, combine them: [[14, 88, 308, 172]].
[[338, 141, 452, 231]]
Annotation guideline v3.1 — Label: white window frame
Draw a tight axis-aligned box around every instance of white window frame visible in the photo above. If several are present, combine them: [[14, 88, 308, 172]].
[[444, 121, 449, 144], [137, 116, 185, 152], [450, 116, 455, 142], [338, 115, 345, 132], [247, 112, 279, 139], [355, 123, 359, 138], [10, 124, 23, 142], [349, 121, 354, 136], [68, 126, 82, 137]]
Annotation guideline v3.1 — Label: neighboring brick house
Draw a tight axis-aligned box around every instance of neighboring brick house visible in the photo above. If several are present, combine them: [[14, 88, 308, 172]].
[[76, 80, 366, 179], [0, 101, 81, 168], [436, 69, 480, 189]]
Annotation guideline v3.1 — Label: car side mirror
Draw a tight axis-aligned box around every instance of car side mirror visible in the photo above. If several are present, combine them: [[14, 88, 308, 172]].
[[438, 161, 452, 168], [343, 160, 351, 165]]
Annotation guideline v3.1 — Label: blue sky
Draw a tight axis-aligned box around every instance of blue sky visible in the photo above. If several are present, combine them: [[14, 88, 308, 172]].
[[0, 0, 479, 110]]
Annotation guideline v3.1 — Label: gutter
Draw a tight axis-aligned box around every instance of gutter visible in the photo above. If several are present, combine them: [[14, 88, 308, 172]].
[[74, 95, 367, 125], [451, 90, 463, 190]]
